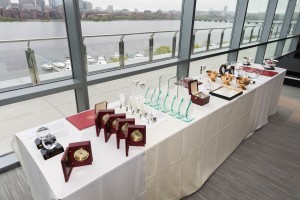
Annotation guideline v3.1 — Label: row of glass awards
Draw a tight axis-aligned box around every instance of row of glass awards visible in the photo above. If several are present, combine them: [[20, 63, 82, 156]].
[[119, 75, 195, 123]]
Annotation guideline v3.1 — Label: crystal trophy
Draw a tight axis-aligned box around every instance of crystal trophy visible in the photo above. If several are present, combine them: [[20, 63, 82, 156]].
[[38, 128, 64, 160]]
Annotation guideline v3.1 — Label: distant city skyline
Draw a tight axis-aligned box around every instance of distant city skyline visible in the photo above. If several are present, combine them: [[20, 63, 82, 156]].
[[7, 0, 290, 13]]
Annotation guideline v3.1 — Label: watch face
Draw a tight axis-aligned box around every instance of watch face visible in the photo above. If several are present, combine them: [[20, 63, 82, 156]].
[[102, 114, 110, 124], [73, 148, 90, 162], [121, 123, 128, 135], [130, 130, 143, 142]]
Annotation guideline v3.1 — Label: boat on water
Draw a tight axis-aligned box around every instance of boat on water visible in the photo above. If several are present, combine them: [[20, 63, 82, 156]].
[[133, 51, 146, 59], [52, 60, 66, 68], [41, 61, 53, 70], [65, 57, 71, 66], [97, 56, 107, 65], [87, 55, 96, 64]]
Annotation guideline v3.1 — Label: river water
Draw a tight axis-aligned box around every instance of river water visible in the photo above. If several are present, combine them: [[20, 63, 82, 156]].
[[0, 20, 237, 81]]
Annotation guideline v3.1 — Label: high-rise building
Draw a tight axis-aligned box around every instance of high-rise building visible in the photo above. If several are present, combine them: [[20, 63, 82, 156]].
[[83, 1, 92, 10], [107, 5, 113, 13], [48, 0, 62, 8], [224, 5, 228, 12], [19, 0, 34, 6], [78, 0, 83, 10], [0, 0, 10, 9], [35, 0, 44, 6]]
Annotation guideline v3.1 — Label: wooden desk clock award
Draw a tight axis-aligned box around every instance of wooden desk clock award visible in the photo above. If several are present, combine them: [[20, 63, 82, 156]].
[[61, 141, 93, 182]]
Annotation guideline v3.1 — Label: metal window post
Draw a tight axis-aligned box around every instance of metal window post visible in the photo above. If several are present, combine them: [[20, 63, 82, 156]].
[[172, 32, 178, 58], [149, 33, 154, 62], [25, 41, 40, 86], [274, 0, 297, 57], [63, 0, 90, 112], [227, 0, 249, 63], [177, 0, 197, 78], [255, 0, 278, 64], [119, 36, 125, 68]]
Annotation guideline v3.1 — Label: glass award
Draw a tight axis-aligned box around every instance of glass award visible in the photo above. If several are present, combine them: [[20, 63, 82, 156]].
[[169, 95, 178, 116], [161, 75, 177, 112], [175, 97, 185, 119], [182, 99, 195, 122], [144, 87, 151, 104], [149, 88, 157, 107]]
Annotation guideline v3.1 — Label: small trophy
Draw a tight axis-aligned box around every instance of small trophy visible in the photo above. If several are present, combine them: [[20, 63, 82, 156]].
[[35, 127, 64, 160]]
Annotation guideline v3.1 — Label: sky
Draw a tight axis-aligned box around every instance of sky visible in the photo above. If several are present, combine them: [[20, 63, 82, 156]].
[[9, 0, 292, 13]]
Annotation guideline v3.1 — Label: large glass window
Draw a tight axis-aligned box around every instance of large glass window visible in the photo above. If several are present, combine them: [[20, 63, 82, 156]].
[[0, 90, 77, 156], [288, 0, 300, 35], [80, 0, 182, 73], [0, 1, 72, 92], [269, 0, 288, 40], [193, 0, 237, 53], [241, 0, 269, 45]]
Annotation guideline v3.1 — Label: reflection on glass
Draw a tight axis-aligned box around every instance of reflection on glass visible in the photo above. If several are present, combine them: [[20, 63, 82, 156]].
[[237, 47, 258, 62], [282, 39, 292, 54], [264, 42, 278, 59], [0, 2, 71, 92]]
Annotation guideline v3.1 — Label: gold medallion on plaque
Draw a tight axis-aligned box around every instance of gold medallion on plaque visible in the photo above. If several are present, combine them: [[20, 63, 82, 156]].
[[130, 130, 143, 142]]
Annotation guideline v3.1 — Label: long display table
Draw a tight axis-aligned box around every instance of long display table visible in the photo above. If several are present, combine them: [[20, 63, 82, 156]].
[[12, 66, 286, 200]]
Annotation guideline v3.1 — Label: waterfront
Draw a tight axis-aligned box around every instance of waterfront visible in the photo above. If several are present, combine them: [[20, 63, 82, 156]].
[[0, 20, 236, 80]]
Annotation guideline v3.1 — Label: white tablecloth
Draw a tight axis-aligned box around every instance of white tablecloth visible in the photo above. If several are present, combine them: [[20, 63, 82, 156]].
[[12, 66, 286, 200]]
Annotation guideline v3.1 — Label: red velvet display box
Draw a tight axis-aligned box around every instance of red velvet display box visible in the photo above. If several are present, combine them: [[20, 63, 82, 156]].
[[61, 141, 93, 182], [125, 125, 146, 157], [66, 109, 96, 130], [104, 113, 126, 143], [95, 109, 115, 137], [188, 80, 210, 106], [116, 118, 135, 149]]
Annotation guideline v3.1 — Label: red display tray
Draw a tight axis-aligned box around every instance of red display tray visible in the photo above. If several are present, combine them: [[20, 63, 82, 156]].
[[66, 109, 96, 130], [242, 66, 278, 77]]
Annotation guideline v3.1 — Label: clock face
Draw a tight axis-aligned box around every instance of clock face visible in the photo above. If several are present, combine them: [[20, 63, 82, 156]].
[[130, 130, 143, 142], [73, 148, 90, 162]]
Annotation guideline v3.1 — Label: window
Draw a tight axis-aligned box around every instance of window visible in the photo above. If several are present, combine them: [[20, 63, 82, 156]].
[[241, 0, 269, 45], [269, 0, 289, 40], [193, 0, 237, 53], [80, 0, 182, 73], [0, 1, 72, 92]]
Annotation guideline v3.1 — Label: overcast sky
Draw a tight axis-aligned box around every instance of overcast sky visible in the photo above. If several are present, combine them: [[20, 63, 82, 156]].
[[10, 0, 291, 13]]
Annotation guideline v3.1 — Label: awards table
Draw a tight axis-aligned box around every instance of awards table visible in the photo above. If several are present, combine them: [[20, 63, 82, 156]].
[[12, 66, 286, 200]]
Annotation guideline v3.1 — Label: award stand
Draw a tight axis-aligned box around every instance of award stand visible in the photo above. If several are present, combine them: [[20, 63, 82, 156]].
[[41, 143, 64, 160], [61, 141, 93, 182], [125, 125, 146, 156], [95, 109, 115, 137], [116, 118, 135, 149], [104, 113, 126, 142]]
